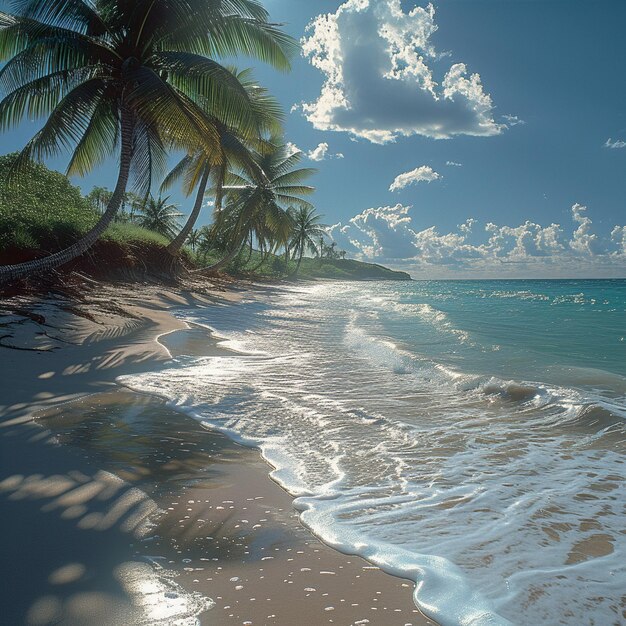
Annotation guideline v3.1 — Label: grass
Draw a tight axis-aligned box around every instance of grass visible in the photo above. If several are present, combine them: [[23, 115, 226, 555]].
[[102, 222, 170, 247]]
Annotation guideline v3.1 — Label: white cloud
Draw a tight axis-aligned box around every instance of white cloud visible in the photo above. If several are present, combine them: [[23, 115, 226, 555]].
[[446, 161, 462, 167], [502, 114, 525, 127], [329, 204, 419, 258], [604, 138, 626, 149], [611, 225, 626, 255], [459, 218, 476, 233], [300, 0, 503, 143], [285, 142, 301, 155], [328, 202, 626, 277], [308, 142, 329, 161], [307, 142, 345, 161], [570, 203, 600, 256], [389, 165, 441, 192]]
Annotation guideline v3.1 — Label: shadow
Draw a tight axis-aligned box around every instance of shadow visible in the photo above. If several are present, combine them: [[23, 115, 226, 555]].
[[36, 390, 243, 490], [0, 390, 250, 624]]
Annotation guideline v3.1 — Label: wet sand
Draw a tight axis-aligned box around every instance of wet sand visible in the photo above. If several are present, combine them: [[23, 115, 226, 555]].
[[0, 281, 434, 625]]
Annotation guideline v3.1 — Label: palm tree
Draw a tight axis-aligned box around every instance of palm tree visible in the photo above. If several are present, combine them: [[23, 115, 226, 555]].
[[317, 236, 326, 259], [0, 0, 296, 283], [124, 191, 147, 222], [135, 196, 182, 239], [186, 229, 201, 252], [86, 186, 113, 214], [206, 139, 316, 272], [288, 206, 327, 276], [161, 68, 282, 258]]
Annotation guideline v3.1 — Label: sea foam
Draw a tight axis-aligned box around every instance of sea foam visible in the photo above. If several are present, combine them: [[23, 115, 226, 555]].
[[119, 280, 626, 625]]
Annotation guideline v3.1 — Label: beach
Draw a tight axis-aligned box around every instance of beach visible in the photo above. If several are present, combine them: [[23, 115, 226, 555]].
[[0, 279, 433, 626]]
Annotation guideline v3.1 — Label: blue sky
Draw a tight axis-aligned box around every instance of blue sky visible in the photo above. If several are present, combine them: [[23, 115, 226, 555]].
[[3, 0, 626, 277]]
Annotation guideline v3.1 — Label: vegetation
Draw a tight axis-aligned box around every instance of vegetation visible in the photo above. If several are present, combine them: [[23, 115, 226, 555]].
[[161, 67, 283, 258], [0, 0, 296, 281], [288, 206, 327, 275], [186, 245, 410, 281], [0, 1, 409, 284], [296, 257, 410, 281], [206, 139, 316, 271], [133, 196, 183, 238], [0, 154, 94, 257], [0, 154, 172, 274]]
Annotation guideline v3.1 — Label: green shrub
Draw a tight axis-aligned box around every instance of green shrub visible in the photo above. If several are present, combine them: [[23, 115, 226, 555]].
[[0, 153, 97, 253]]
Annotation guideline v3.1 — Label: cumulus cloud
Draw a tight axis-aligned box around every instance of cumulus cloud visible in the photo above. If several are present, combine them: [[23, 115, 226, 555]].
[[570, 203, 600, 256], [389, 165, 441, 191], [611, 225, 626, 255], [300, 0, 503, 143], [308, 143, 329, 161], [307, 142, 344, 161], [502, 114, 525, 127], [446, 161, 462, 167], [605, 138, 626, 149], [328, 202, 626, 277], [329, 204, 419, 258]]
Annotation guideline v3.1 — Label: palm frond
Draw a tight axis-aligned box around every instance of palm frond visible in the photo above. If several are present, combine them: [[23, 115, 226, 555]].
[[11, 0, 108, 34], [66, 95, 118, 176]]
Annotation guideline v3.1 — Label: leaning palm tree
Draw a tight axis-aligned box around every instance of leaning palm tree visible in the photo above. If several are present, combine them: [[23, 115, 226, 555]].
[[134, 196, 182, 239], [162, 68, 283, 258], [0, 0, 296, 283], [206, 139, 316, 272], [288, 206, 327, 276]]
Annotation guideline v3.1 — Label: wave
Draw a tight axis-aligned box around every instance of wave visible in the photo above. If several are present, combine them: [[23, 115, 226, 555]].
[[118, 285, 626, 626], [344, 322, 626, 431]]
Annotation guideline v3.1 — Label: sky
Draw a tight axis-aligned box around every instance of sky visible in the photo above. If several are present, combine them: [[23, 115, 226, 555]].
[[3, 0, 626, 278]]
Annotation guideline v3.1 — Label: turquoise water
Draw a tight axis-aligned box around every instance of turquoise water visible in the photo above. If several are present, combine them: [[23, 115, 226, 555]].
[[122, 279, 625, 625], [386, 279, 625, 381]]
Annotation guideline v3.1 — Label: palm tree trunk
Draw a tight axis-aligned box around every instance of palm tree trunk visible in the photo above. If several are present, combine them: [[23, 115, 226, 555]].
[[250, 242, 268, 272], [0, 111, 135, 284], [295, 247, 304, 275], [167, 165, 211, 257], [243, 234, 254, 266]]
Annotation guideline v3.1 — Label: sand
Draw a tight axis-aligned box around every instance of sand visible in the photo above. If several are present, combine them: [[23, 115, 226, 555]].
[[0, 279, 434, 625]]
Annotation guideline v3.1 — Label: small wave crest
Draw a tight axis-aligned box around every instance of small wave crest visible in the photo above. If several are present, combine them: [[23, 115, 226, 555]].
[[119, 285, 625, 626]]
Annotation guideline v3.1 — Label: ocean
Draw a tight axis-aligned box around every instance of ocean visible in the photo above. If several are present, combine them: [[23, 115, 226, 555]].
[[121, 279, 625, 626]]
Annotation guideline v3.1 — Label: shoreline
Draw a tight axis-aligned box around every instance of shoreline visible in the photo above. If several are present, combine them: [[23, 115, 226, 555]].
[[0, 279, 434, 625]]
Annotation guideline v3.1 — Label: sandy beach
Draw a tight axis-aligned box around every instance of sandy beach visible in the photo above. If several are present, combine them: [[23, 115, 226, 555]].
[[0, 279, 433, 626]]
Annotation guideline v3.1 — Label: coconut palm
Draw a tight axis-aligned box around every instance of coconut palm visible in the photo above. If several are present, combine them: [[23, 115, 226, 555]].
[[288, 206, 327, 276], [186, 229, 201, 252], [161, 68, 282, 258], [206, 139, 315, 272], [86, 186, 113, 214], [134, 196, 182, 239], [0, 0, 296, 282]]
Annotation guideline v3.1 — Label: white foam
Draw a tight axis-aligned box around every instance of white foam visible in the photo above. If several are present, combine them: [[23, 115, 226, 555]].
[[119, 283, 625, 626]]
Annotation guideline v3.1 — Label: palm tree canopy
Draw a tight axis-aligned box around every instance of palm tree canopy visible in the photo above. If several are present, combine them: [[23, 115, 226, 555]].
[[289, 205, 327, 257], [216, 138, 316, 252], [0, 0, 298, 192], [134, 195, 182, 238], [186, 228, 201, 250], [161, 68, 283, 200]]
